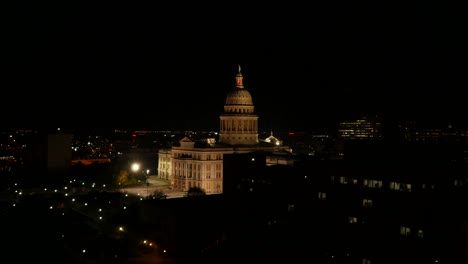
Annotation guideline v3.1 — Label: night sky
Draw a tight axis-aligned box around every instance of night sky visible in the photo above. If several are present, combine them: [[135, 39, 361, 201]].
[[3, 2, 467, 131]]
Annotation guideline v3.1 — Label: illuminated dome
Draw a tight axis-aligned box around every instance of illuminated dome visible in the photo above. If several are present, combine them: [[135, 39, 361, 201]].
[[225, 88, 253, 106], [222, 65, 255, 114]]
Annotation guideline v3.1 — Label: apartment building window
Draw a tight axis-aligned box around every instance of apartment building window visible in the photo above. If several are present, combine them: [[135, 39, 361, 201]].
[[364, 179, 382, 188], [400, 226, 411, 236], [390, 182, 412, 192], [402, 183, 412, 192], [417, 229, 424, 238], [454, 179, 465, 186], [362, 258, 372, 264], [363, 199, 373, 207], [389, 182, 400, 191], [318, 192, 326, 200], [348, 216, 358, 224], [340, 176, 350, 184]]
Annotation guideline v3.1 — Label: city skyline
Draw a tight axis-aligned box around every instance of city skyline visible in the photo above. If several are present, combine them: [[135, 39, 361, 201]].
[[3, 2, 466, 131]]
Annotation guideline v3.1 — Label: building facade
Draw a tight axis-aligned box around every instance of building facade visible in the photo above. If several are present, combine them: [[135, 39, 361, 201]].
[[338, 115, 383, 141], [157, 66, 287, 194]]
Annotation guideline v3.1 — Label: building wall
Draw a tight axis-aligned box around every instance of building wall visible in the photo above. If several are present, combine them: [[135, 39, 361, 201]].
[[47, 133, 72, 171], [157, 149, 172, 181], [218, 115, 259, 145], [170, 146, 233, 194]]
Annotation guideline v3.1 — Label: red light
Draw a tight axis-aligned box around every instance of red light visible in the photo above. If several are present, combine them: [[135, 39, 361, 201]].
[[132, 134, 137, 137], [288, 132, 295, 136]]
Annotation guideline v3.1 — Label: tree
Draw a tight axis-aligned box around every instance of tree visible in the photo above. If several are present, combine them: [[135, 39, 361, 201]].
[[150, 190, 167, 199], [185, 186, 206, 197], [116, 170, 130, 187]]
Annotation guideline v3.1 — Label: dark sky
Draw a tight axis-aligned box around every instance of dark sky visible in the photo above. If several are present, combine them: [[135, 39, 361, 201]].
[[3, 2, 467, 131]]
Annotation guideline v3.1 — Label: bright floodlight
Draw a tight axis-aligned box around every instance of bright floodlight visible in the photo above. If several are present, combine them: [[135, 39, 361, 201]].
[[131, 163, 140, 172]]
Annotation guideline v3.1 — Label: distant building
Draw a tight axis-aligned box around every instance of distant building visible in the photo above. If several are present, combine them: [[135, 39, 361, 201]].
[[338, 115, 383, 141], [398, 121, 462, 144], [157, 65, 288, 194], [9, 128, 73, 186]]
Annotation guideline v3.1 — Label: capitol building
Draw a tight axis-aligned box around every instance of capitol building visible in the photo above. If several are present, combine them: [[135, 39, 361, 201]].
[[157, 66, 288, 194]]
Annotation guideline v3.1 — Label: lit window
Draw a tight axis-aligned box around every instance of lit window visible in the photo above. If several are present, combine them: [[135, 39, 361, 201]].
[[340, 176, 348, 184], [318, 192, 326, 200], [390, 182, 400, 190], [363, 199, 373, 207], [404, 184, 412, 192], [348, 216, 358, 224], [365, 179, 383, 188], [400, 226, 411, 236], [374, 180, 383, 188], [417, 229, 424, 238]]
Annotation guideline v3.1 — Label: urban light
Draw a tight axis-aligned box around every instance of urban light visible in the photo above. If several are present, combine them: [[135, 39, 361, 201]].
[[131, 163, 140, 172], [131, 162, 149, 197]]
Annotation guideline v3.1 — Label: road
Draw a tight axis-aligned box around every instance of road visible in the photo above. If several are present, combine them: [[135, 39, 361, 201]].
[[120, 176, 187, 199]]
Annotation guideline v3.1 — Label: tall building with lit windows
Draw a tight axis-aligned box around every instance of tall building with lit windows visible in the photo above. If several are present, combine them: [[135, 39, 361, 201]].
[[338, 115, 383, 140], [157, 66, 287, 194]]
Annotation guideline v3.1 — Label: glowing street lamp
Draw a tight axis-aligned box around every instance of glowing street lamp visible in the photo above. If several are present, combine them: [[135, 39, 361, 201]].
[[131, 163, 149, 197], [144, 169, 150, 197], [131, 163, 140, 172]]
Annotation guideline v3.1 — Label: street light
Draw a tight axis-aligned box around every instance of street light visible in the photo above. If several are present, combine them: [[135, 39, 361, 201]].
[[131, 163, 149, 197], [131, 163, 140, 173], [145, 169, 150, 197]]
